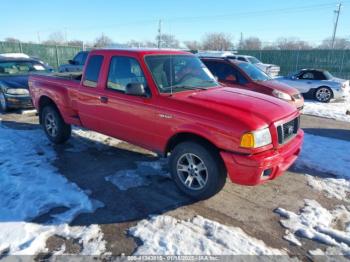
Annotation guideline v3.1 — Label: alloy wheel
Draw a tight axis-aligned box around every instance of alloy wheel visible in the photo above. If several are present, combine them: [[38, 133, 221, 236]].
[[315, 87, 331, 102], [45, 112, 58, 137], [176, 153, 208, 190]]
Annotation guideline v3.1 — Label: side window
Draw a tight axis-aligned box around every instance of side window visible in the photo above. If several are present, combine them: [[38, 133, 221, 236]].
[[205, 61, 244, 83], [81, 52, 88, 65], [300, 72, 314, 80], [83, 55, 103, 88], [107, 56, 146, 93], [313, 71, 326, 80], [237, 57, 247, 62], [73, 52, 83, 64]]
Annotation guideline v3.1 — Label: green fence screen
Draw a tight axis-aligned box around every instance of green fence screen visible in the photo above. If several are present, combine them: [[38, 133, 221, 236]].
[[0, 41, 82, 69], [240, 49, 350, 79], [1, 41, 349, 79]]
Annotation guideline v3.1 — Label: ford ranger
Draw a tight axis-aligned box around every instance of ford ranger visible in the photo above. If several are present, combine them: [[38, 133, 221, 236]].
[[29, 49, 304, 199]]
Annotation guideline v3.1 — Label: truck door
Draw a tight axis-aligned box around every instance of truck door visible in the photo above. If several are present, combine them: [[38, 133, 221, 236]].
[[95, 55, 159, 150]]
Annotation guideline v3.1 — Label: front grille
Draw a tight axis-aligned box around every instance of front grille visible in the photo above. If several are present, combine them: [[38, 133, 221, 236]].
[[277, 116, 300, 144]]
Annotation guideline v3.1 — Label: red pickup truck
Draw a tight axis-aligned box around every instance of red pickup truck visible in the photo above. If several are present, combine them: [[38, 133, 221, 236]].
[[29, 49, 304, 199]]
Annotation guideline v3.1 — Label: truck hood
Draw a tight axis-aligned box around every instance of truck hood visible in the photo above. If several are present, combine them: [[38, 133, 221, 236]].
[[255, 80, 299, 95], [0, 75, 29, 89], [173, 87, 296, 127]]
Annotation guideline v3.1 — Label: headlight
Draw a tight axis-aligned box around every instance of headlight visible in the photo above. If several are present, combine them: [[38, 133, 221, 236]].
[[6, 88, 29, 95], [272, 89, 292, 101], [240, 128, 272, 148]]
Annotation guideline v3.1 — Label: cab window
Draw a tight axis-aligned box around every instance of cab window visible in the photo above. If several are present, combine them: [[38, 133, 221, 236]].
[[107, 56, 146, 93], [83, 55, 103, 88]]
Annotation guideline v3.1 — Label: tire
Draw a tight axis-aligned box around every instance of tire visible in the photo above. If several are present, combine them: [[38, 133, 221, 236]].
[[314, 86, 333, 103], [42, 105, 71, 144], [0, 92, 8, 112], [169, 141, 226, 200]]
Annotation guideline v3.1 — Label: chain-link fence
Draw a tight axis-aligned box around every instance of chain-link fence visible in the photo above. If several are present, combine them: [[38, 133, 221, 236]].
[[0, 41, 82, 69], [240, 49, 350, 79]]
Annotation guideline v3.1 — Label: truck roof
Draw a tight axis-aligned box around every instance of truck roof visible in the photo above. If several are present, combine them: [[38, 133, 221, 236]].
[[90, 48, 192, 56]]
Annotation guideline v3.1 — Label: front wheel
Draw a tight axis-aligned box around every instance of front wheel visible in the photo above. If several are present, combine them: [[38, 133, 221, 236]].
[[0, 92, 8, 112], [42, 105, 71, 144], [314, 86, 332, 103], [169, 142, 226, 200]]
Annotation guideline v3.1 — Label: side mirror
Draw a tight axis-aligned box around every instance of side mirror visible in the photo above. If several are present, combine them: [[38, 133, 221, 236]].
[[69, 59, 77, 65], [125, 83, 148, 97]]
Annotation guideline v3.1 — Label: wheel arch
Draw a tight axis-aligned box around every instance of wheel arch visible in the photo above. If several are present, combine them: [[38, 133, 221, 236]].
[[165, 132, 221, 157], [38, 95, 61, 124]]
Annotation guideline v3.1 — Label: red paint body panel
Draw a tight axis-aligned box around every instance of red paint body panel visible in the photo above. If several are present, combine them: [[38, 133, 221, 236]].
[[29, 49, 304, 186]]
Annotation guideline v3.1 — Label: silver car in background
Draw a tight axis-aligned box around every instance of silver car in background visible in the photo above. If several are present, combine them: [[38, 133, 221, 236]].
[[276, 69, 349, 103]]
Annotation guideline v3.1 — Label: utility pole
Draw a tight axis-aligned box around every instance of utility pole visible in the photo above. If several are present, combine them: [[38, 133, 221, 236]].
[[157, 20, 162, 49], [37, 31, 41, 43], [331, 3, 342, 49], [239, 32, 243, 50]]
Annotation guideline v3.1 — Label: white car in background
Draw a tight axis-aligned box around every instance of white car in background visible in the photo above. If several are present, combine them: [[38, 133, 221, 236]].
[[228, 55, 280, 77], [196, 51, 280, 77], [277, 69, 350, 103]]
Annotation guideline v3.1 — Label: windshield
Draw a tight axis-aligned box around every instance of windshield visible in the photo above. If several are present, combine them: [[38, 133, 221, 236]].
[[247, 57, 261, 64], [145, 55, 218, 93], [323, 70, 333, 80], [237, 62, 271, 81], [0, 61, 49, 76]]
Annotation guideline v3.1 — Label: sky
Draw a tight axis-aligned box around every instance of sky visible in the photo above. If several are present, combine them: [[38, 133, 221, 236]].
[[1, 0, 349, 46]]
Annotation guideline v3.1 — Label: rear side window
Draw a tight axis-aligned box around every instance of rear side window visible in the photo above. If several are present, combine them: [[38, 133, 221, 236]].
[[83, 55, 103, 88], [107, 56, 146, 93], [204, 60, 247, 84]]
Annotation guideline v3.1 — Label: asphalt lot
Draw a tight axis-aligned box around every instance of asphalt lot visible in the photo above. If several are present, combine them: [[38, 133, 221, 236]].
[[1, 111, 350, 257]]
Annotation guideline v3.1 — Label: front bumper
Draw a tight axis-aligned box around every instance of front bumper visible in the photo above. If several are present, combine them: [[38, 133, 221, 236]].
[[5, 94, 33, 109], [220, 129, 304, 186], [333, 87, 350, 100]]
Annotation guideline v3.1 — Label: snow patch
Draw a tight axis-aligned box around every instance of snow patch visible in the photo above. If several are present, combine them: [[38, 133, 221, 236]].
[[303, 99, 350, 122], [0, 122, 105, 255], [275, 199, 350, 255], [67, 127, 122, 152], [297, 133, 350, 201], [129, 215, 285, 255], [105, 159, 170, 191]]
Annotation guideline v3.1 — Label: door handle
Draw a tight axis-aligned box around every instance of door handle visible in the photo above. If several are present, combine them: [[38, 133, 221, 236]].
[[99, 96, 108, 103]]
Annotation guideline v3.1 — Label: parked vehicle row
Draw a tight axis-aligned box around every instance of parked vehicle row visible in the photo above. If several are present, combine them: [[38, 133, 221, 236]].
[[28, 49, 304, 199]]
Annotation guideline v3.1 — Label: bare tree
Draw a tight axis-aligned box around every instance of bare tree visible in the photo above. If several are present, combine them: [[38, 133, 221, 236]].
[[43, 31, 65, 45], [156, 34, 179, 48], [202, 33, 233, 51], [5, 37, 20, 43], [319, 37, 350, 49], [275, 37, 312, 50], [240, 37, 262, 50], [93, 34, 113, 48], [184, 40, 202, 50]]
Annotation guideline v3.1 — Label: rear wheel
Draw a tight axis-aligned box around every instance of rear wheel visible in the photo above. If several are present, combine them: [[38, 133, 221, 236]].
[[0, 92, 8, 112], [42, 105, 71, 144], [314, 86, 332, 103], [169, 142, 226, 200]]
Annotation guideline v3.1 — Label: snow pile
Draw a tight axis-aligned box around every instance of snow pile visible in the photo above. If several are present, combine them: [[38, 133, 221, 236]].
[[275, 199, 350, 255], [303, 99, 350, 122], [297, 133, 350, 201], [68, 127, 122, 152], [129, 215, 285, 255], [0, 121, 105, 255], [105, 159, 170, 191], [0, 223, 105, 255]]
